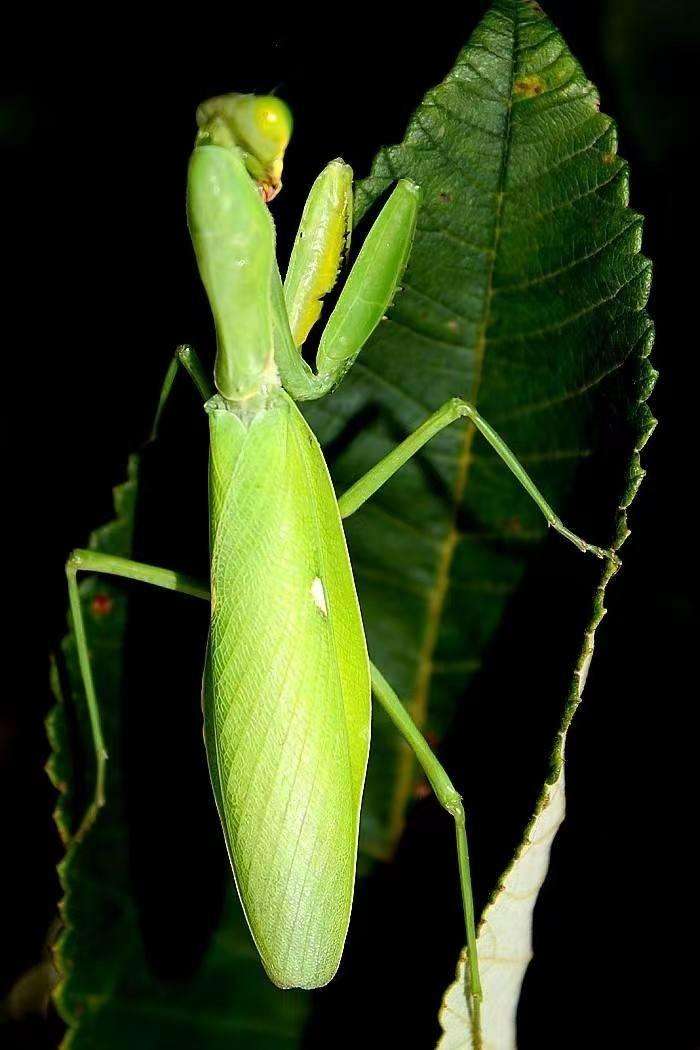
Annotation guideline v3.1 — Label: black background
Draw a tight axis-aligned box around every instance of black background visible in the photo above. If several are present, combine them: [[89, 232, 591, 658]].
[[2, 2, 697, 1047]]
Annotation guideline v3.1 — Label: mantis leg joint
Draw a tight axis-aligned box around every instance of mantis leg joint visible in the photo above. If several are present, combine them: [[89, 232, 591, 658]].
[[176, 344, 194, 365], [66, 550, 83, 574], [442, 789, 465, 822], [449, 397, 476, 420]]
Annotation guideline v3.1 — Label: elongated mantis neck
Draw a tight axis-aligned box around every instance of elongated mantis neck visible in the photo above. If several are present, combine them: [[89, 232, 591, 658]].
[[188, 144, 283, 407], [187, 94, 293, 408]]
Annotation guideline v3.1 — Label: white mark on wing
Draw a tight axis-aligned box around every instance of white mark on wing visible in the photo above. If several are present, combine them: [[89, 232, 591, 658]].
[[311, 576, 328, 616]]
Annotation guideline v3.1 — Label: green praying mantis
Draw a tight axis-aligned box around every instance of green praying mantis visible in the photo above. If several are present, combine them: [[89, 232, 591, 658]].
[[65, 92, 616, 1031]]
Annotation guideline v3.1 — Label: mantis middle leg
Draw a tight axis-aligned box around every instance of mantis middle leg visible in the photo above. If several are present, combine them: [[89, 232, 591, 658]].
[[150, 344, 214, 440], [338, 396, 617, 561]]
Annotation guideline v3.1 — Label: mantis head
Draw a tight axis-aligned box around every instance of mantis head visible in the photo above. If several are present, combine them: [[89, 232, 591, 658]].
[[196, 93, 293, 201]]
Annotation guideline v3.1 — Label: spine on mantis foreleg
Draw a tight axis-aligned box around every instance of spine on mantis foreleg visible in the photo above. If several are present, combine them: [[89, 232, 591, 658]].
[[187, 144, 279, 403]]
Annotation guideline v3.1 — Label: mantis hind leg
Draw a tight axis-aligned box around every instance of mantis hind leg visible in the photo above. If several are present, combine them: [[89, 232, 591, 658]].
[[338, 396, 617, 563], [369, 661, 482, 1042], [65, 549, 209, 841]]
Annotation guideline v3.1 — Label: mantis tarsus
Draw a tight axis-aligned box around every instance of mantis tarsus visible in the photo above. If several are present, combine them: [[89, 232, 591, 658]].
[[65, 92, 616, 1033]]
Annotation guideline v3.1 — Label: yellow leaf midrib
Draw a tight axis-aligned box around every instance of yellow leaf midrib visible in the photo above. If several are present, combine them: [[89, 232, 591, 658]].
[[387, 4, 520, 849]]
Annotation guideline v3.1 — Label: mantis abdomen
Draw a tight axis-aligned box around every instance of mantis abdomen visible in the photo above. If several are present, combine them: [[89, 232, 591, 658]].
[[203, 389, 371, 988]]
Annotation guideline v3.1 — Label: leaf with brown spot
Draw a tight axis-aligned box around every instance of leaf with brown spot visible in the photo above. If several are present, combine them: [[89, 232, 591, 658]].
[[306, 0, 654, 1041]]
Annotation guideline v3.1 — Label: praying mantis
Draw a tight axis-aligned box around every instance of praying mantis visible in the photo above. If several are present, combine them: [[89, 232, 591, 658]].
[[65, 92, 616, 1032]]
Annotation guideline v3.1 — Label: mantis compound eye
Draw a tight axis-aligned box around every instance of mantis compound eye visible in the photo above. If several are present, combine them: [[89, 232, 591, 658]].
[[196, 93, 292, 199]]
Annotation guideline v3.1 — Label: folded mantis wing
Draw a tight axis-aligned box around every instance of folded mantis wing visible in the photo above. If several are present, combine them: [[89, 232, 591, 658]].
[[204, 388, 371, 989]]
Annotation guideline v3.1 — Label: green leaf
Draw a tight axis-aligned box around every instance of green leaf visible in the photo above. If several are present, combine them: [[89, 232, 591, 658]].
[[314, 0, 657, 1041], [307, 0, 655, 864], [48, 457, 310, 1047]]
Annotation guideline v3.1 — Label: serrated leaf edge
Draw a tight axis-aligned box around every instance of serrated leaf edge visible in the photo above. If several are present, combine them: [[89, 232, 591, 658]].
[[46, 454, 139, 1042], [437, 328, 656, 1050]]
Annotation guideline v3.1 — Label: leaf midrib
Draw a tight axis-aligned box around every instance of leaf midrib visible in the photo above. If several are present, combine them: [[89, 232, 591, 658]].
[[387, 2, 520, 844]]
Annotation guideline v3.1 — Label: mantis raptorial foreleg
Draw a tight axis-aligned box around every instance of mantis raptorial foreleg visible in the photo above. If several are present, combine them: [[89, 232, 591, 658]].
[[283, 159, 353, 349], [338, 396, 617, 561], [65, 549, 209, 840], [369, 662, 482, 1037], [272, 176, 420, 401], [151, 344, 213, 440]]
